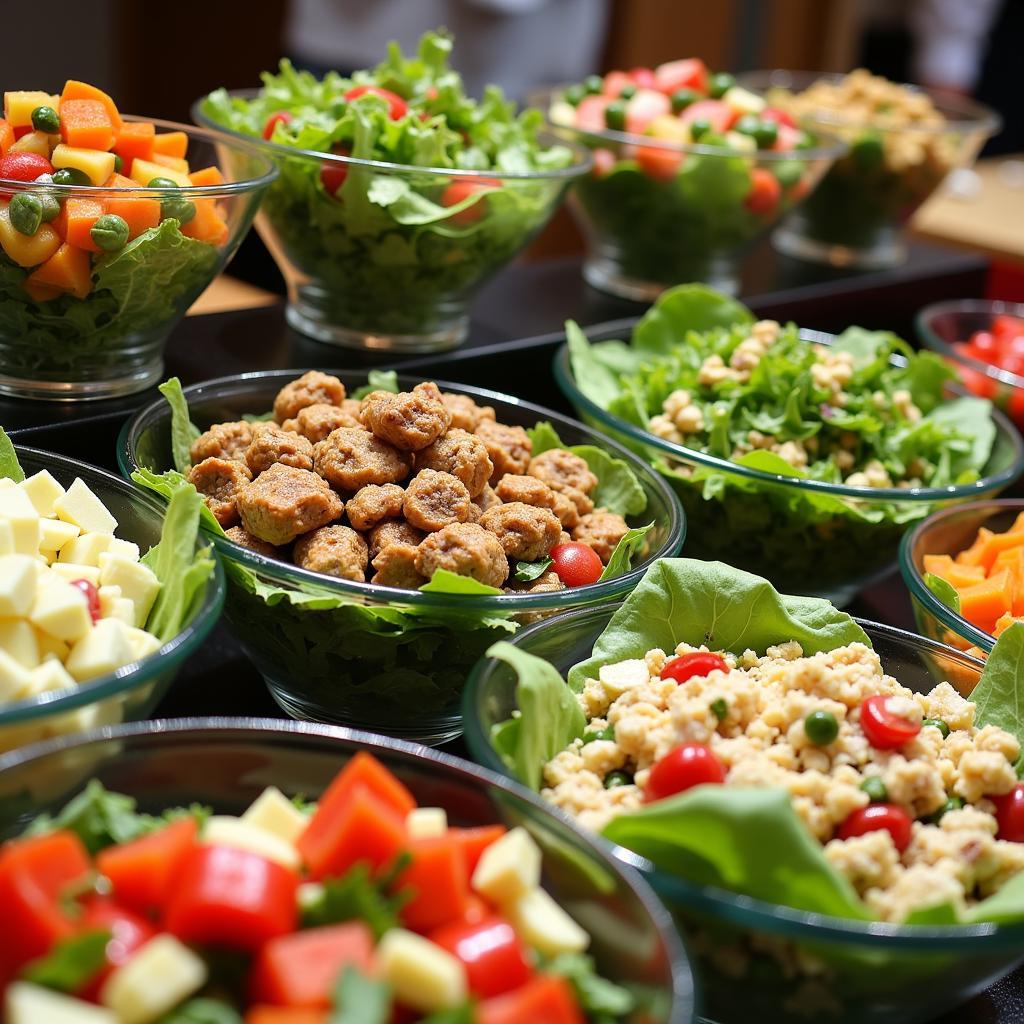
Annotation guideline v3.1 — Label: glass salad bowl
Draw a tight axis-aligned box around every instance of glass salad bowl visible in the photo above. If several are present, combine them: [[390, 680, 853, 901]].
[[463, 605, 1022, 1024], [0, 718, 697, 1024], [738, 71, 1000, 270], [554, 337, 1024, 608], [0, 117, 276, 401], [194, 92, 590, 353], [0, 447, 225, 754], [117, 370, 685, 745]]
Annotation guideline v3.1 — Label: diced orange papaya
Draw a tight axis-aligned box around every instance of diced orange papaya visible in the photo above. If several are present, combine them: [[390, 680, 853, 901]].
[[922, 554, 986, 589], [993, 612, 1021, 638], [152, 131, 188, 160], [105, 173, 160, 240], [182, 198, 228, 246], [59, 98, 116, 151], [957, 528, 994, 567], [974, 530, 1024, 574], [0, 119, 14, 156], [188, 165, 225, 188], [113, 122, 156, 175], [58, 197, 106, 253], [1008, 512, 1024, 534], [27, 243, 92, 299], [151, 153, 190, 174], [22, 278, 61, 303], [992, 547, 1024, 611], [60, 80, 122, 132], [959, 570, 1014, 634]]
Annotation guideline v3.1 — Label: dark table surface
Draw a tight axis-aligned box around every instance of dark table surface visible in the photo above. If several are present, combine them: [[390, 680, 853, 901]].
[[6, 239, 1024, 1023]]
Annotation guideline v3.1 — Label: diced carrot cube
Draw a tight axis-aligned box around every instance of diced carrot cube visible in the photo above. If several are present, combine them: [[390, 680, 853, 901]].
[[957, 528, 993, 567], [153, 130, 188, 160], [59, 98, 116, 151], [57, 197, 106, 253], [27, 243, 92, 299], [959, 570, 1014, 634], [60, 80, 122, 132], [188, 165, 226, 187], [151, 153, 189, 174], [181, 197, 229, 246], [105, 172, 160, 240], [113, 122, 156, 175]]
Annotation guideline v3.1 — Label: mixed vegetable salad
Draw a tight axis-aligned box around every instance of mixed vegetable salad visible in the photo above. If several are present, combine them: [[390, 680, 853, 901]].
[[0, 751, 629, 1024]]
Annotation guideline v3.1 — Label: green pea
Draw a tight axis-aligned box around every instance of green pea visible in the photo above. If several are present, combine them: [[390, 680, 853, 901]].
[[796, 131, 818, 150], [671, 88, 700, 114], [37, 193, 61, 223], [852, 132, 885, 169], [90, 214, 130, 251], [772, 159, 806, 189], [112, 154, 123, 174], [51, 167, 90, 186], [860, 776, 888, 803], [921, 718, 950, 738], [710, 698, 728, 722], [689, 118, 712, 141], [161, 196, 196, 226], [618, 84, 637, 100], [604, 771, 633, 789], [582, 725, 615, 745], [929, 796, 964, 824], [31, 105, 60, 135], [752, 119, 778, 149], [734, 114, 762, 137], [564, 84, 586, 107], [147, 177, 181, 190], [584, 75, 604, 96], [9, 193, 42, 236], [604, 101, 627, 132], [804, 709, 839, 745], [708, 72, 736, 99]]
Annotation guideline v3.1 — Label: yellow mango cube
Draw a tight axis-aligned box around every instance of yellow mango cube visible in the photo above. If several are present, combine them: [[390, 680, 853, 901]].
[[129, 157, 192, 188], [0, 204, 62, 268], [3, 91, 60, 127], [51, 144, 115, 186]]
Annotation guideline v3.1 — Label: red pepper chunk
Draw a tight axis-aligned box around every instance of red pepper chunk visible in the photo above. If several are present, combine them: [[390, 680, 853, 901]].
[[76, 896, 156, 1001], [476, 974, 585, 1024], [396, 834, 469, 933], [430, 916, 532, 999], [165, 844, 298, 951]]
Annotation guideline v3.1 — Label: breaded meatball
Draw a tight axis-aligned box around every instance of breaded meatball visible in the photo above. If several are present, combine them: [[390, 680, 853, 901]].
[[505, 569, 566, 595], [341, 398, 363, 419], [475, 420, 532, 482], [370, 543, 426, 588], [572, 510, 630, 564], [415, 522, 509, 589], [474, 484, 502, 512], [245, 421, 314, 475], [294, 525, 368, 581], [273, 371, 347, 423], [549, 482, 594, 519], [224, 525, 279, 558], [494, 473, 580, 529], [313, 427, 413, 491], [293, 403, 361, 443], [360, 382, 452, 452], [417, 429, 493, 497], [403, 469, 473, 533], [441, 392, 496, 432], [480, 502, 562, 562], [190, 421, 252, 465], [346, 483, 405, 532], [188, 457, 252, 527], [368, 520, 425, 560], [236, 464, 343, 546], [528, 449, 598, 495]]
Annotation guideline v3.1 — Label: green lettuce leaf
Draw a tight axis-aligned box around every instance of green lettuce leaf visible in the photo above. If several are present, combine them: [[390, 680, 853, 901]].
[[351, 369, 400, 400], [597, 524, 653, 582], [631, 283, 754, 357], [515, 557, 552, 582], [0, 427, 24, 482], [331, 965, 391, 1024], [300, 861, 409, 939], [21, 932, 111, 992], [419, 569, 502, 595], [544, 953, 636, 1023], [924, 572, 961, 614], [970, 621, 1024, 775], [565, 320, 626, 409], [158, 377, 201, 475]]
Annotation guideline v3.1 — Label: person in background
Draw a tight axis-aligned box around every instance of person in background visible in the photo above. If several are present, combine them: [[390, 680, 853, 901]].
[[285, 0, 612, 101]]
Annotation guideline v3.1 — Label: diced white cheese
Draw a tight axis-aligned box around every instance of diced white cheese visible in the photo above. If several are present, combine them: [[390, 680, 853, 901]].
[[0, 619, 40, 669], [106, 537, 141, 562], [50, 562, 102, 586], [723, 85, 766, 115], [29, 658, 76, 694], [60, 532, 113, 567], [241, 786, 311, 845], [202, 815, 301, 870], [65, 618, 135, 682], [19, 470, 65, 516], [34, 627, 70, 664], [54, 479, 117, 535], [6, 982, 117, 1024], [0, 555, 37, 617], [0, 648, 33, 701], [471, 827, 541, 904], [29, 575, 91, 642], [0, 486, 41, 554], [406, 806, 448, 839], [0, 519, 15, 556], [99, 585, 136, 626], [38, 517, 80, 555], [100, 934, 207, 1024], [548, 99, 576, 127], [98, 556, 159, 628], [376, 929, 467, 1014], [598, 659, 649, 697], [505, 887, 590, 957], [123, 626, 161, 661]]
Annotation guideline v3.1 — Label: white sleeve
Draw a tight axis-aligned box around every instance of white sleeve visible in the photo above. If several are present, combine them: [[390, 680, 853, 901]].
[[911, 0, 1002, 90]]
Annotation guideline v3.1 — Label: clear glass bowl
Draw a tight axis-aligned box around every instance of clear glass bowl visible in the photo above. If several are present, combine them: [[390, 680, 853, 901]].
[[553, 339, 1024, 607], [535, 87, 845, 300], [0, 448, 225, 753], [0, 717, 697, 1024], [117, 369, 685, 745], [738, 71, 1000, 269], [193, 92, 591, 353], [917, 300, 1024, 431], [463, 605, 1022, 1024], [0, 117, 276, 400], [899, 498, 1024, 657]]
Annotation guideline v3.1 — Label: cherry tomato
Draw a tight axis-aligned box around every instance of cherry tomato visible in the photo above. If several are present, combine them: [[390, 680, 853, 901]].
[[969, 329, 999, 359], [991, 783, 1024, 842], [837, 803, 913, 852], [440, 177, 500, 227], [660, 651, 729, 684], [1008, 386, 1024, 427], [549, 542, 602, 587], [262, 110, 293, 140], [992, 314, 1024, 346], [591, 147, 617, 178], [344, 85, 408, 120], [0, 151, 53, 182], [429, 916, 533, 999], [70, 578, 100, 623], [653, 58, 709, 96], [645, 742, 726, 802], [859, 695, 922, 750], [950, 343, 997, 399], [630, 67, 658, 90], [320, 146, 350, 196], [744, 167, 783, 216]]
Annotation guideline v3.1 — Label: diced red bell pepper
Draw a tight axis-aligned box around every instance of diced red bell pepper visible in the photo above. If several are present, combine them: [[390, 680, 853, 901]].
[[76, 896, 157, 1001], [452, 825, 506, 878], [476, 974, 585, 1024], [396, 834, 469, 933], [430, 916, 533, 998]]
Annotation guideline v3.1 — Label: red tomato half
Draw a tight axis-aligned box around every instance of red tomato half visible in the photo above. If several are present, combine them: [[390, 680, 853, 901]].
[[837, 803, 913, 852], [549, 542, 603, 587], [859, 695, 922, 750], [320, 146, 350, 196], [262, 111, 293, 141], [660, 651, 729, 683], [993, 315, 1024, 346], [344, 86, 408, 120], [654, 58, 709, 96], [430, 917, 533, 998], [969, 329, 999, 358], [574, 95, 610, 132], [950, 343, 997, 399], [0, 150, 53, 182], [645, 743, 726, 802], [440, 177, 500, 227], [992, 783, 1024, 843], [635, 145, 683, 181]]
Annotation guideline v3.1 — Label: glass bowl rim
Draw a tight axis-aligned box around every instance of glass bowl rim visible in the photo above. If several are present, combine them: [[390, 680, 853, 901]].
[[534, 85, 848, 162], [552, 332, 1024, 503], [0, 114, 278, 198], [117, 368, 686, 611], [463, 606, 1024, 947], [192, 90, 594, 182], [0, 446, 226, 725], [916, 299, 1024, 390]]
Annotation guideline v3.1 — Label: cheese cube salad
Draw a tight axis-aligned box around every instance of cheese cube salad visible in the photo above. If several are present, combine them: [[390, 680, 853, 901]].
[[543, 640, 1024, 923], [0, 472, 161, 708]]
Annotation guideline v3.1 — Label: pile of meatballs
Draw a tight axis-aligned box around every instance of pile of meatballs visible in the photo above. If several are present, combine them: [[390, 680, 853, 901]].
[[186, 372, 633, 592]]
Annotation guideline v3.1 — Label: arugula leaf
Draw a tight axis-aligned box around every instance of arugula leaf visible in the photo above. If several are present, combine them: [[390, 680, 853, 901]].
[[157, 999, 244, 1024], [515, 557, 552, 582], [924, 572, 961, 614], [21, 932, 110, 992], [419, 568, 503, 595], [0, 426, 24, 482], [969, 621, 1024, 774], [545, 953, 636, 1023], [330, 965, 391, 1024], [301, 861, 409, 939], [352, 369, 400, 401], [598, 524, 653, 582], [159, 377, 201, 475], [631, 283, 754, 357]]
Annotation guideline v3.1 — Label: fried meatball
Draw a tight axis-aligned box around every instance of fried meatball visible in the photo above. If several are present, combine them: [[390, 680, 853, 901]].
[[236, 463, 343, 546], [550, 482, 594, 519], [528, 449, 598, 495], [474, 484, 502, 512], [294, 525, 368, 582], [417, 429, 493, 498], [244, 421, 314, 475], [403, 469, 473, 533], [572, 510, 630, 564], [190, 421, 252, 465], [368, 520, 425, 560], [360, 382, 452, 452], [480, 502, 561, 562], [370, 543, 426, 588], [346, 483, 405, 531], [224, 525, 279, 558], [294, 403, 361, 443], [188, 457, 252, 527], [313, 427, 413, 491], [505, 569, 566, 596], [494, 473, 580, 529], [442, 392, 496, 432], [414, 522, 509, 588], [273, 371, 347, 423], [475, 420, 532, 482]]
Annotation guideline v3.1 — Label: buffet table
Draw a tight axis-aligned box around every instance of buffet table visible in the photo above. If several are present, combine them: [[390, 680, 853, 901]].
[[7, 238, 1024, 1023]]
